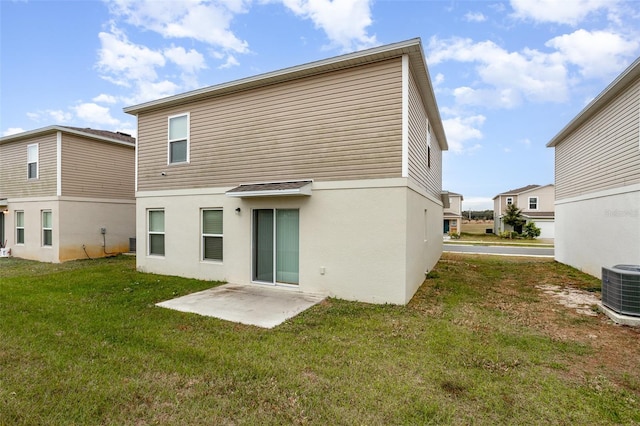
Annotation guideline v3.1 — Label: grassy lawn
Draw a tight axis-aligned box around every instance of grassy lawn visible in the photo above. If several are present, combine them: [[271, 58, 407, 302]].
[[2, 254, 639, 425]]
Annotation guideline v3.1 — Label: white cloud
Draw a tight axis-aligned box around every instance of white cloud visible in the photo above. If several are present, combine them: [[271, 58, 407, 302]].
[[442, 114, 485, 154], [97, 26, 166, 86], [281, 0, 377, 52], [218, 54, 240, 69], [107, 0, 250, 53], [72, 103, 121, 126], [464, 11, 486, 22], [428, 37, 569, 107], [510, 0, 615, 25], [3, 127, 25, 136], [26, 109, 73, 123], [92, 94, 118, 104], [164, 46, 207, 74], [123, 80, 181, 105], [546, 29, 639, 79]]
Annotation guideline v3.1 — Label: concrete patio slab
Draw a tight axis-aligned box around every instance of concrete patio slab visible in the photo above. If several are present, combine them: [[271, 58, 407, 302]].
[[156, 283, 326, 328]]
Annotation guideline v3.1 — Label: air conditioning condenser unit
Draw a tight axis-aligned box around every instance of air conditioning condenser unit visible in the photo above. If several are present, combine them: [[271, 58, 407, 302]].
[[602, 265, 640, 317]]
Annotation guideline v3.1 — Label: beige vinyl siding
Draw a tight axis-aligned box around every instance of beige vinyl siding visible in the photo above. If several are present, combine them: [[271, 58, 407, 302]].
[[137, 58, 403, 191], [60, 134, 135, 199], [519, 185, 555, 212], [555, 78, 640, 200], [407, 67, 442, 199], [0, 133, 57, 198]]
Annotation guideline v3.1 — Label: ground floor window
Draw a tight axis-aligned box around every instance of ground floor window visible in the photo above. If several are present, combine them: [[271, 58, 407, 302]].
[[202, 209, 223, 261], [148, 209, 165, 256], [253, 209, 299, 285], [42, 210, 52, 247], [16, 211, 24, 244]]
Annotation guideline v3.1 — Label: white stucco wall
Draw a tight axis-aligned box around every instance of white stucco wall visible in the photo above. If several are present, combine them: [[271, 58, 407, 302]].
[[3, 197, 135, 263], [555, 184, 640, 278], [136, 178, 443, 304], [58, 198, 135, 261]]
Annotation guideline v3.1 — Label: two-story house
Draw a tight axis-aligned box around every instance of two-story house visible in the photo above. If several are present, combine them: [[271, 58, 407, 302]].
[[547, 57, 640, 277], [443, 191, 463, 234], [0, 126, 135, 262], [493, 184, 555, 239], [124, 38, 449, 305]]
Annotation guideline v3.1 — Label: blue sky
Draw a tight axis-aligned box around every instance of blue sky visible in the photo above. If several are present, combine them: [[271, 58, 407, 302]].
[[2, 0, 639, 209]]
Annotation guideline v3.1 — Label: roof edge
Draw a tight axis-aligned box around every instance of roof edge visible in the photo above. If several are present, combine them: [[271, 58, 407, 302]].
[[0, 125, 135, 147], [124, 38, 423, 115]]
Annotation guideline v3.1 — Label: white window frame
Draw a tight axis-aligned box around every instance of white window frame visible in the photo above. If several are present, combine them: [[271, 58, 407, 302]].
[[506, 197, 513, 206], [201, 209, 223, 262], [42, 210, 52, 247], [167, 113, 190, 165], [16, 211, 25, 245], [528, 196, 538, 210], [27, 143, 38, 179], [148, 209, 165, 257]]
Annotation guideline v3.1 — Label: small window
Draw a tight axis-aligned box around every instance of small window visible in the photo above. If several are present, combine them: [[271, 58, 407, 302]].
[[202, 209, 223, 261], [42, 210, 52, 247], [168, 114, 189, 164], [506, 197, 513, 206], [529, 197, 538, 210], [148, 209, 165, 256], [16, 211, 25, 244], [27, 144, 38, 179]]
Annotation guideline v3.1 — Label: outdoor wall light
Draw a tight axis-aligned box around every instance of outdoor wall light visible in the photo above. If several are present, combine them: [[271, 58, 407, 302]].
[[161, 171, 167, 176], [2, 209, 8, 215], [235, 207, 241, 214]]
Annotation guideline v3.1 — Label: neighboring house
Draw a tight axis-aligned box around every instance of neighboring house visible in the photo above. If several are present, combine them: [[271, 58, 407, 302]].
[[493, 184, 555, 238], [547, 56, 640, 277], [124, 38, 449, 305], [443, 191, 463, 234], [0, 126, 136, 262]]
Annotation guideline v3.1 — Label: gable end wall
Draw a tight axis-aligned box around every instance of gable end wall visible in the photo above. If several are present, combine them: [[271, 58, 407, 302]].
[[61, 134, 135, 199], [136, 58, 404, 191], [555, 78, 640, 199]]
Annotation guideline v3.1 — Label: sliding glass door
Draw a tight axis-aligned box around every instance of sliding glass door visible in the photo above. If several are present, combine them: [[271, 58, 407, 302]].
[[253, 209, 299, 285]]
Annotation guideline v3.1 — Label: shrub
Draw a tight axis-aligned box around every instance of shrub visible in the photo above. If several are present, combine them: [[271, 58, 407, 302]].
[[523, 222, 541, 239], [448, 232, 461, 239]]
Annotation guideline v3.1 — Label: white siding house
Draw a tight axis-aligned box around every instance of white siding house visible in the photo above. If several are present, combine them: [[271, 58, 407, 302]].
[[547, 57, 640, 277]]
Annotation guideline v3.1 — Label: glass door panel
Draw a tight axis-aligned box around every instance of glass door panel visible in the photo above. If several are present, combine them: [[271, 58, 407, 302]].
[[276, 209, 299, 284], [253, 209, 299, 285]]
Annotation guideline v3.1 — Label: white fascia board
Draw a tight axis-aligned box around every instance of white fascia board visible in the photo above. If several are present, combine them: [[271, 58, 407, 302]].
[[0, 125, 135, 148]]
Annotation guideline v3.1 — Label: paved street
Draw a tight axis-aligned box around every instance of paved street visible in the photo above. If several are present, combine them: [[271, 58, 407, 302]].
[[444, 244, 554, 257]]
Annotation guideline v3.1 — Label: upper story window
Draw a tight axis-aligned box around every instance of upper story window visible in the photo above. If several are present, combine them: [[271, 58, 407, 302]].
[[27, 143, 38, 179], [506, 197, 513, 205], [168, 113, 189, 164], [528, 197, 538, 210]]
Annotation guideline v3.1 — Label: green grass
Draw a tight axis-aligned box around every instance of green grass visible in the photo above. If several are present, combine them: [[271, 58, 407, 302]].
[[1, 255, 638, 425]]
